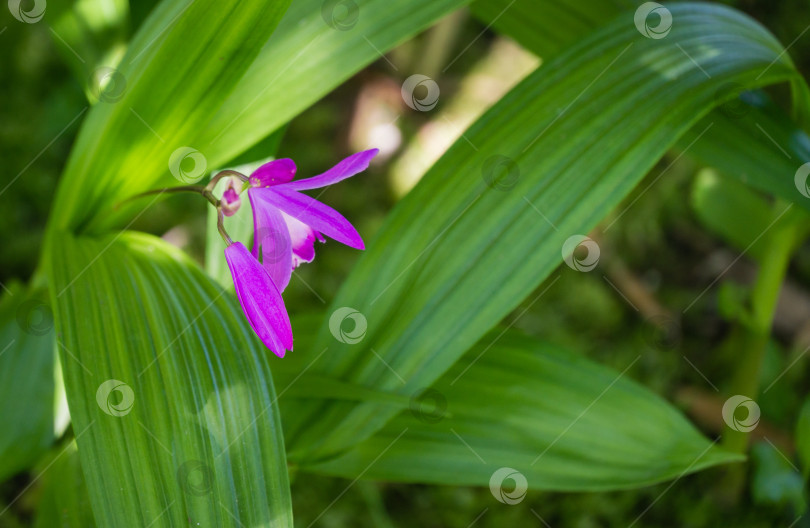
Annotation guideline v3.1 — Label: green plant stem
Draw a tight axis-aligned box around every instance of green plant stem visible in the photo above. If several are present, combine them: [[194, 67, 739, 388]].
[[723, 204, 803, 454]]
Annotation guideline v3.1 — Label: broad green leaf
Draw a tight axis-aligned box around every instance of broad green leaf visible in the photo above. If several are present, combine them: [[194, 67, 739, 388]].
[[47, 0, 293, 235], [284, 3, 810, 461], [470, 0, 635, 58], [690, 168, 775, 261], [298, 331, 739, 489], [197, 0, 471, 168], [0, 283, 66, 482], [472, 0, 810, 209], [33, 442, 96, 528], [751, 441, 806, 513], [47, 231, 292, 527], [684, 93, 810, 212]]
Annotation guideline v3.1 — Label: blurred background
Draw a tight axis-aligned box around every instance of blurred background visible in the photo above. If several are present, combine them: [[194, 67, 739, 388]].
[[3, 0, 810, 526]]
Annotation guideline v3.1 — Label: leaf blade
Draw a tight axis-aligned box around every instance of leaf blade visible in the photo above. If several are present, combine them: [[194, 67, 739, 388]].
[[48, 231, 292, 526]]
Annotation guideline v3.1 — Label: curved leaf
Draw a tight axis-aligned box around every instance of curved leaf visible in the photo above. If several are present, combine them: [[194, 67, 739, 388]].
[[301, 331, 740, 490], [472, 0, 810, 209], [199, 0, 471, 168], [284, 3, 810, 461], [47, 231, 292, 526], [48, 0, 293, 234], [0, 283, 65, 482]]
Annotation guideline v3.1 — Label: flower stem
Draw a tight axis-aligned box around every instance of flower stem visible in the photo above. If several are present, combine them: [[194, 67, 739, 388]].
[[217, 208, 233, 246], [723, 203, 805, 454], [205, 170, 248, 193], [115, 185, 218, 209]]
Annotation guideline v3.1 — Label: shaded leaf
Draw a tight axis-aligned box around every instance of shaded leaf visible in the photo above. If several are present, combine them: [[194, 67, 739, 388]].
[[300, 331, 739, 489], [284, 3, 810, 461]]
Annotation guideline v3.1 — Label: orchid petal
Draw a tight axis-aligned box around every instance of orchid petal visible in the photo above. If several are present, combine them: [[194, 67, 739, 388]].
[[225, 242, 293, 357], [253, 187, 365, 250], [282, 149, 378, 191], [248, 189, 293, 292], [249, 158, 296, 187], [280, 211, 322, 268]]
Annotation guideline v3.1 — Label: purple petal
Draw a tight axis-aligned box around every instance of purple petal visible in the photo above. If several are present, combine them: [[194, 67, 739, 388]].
[[255, 187, 364, 250], [281, 149, 378, 191], [281, 211, 323, 267], [249, 158, 297, 187], [248, 189, 293, 292], [225, 242, 293, 357]]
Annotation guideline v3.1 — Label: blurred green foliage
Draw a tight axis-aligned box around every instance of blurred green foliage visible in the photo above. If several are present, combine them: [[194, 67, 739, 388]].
[[2, 0, 810, 526]]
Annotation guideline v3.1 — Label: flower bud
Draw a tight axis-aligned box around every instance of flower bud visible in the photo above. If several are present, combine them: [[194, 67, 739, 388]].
[[221, 177, 242, 217]]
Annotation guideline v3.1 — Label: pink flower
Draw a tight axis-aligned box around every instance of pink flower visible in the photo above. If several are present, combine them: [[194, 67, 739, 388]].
[[225, 149, 378, 357]]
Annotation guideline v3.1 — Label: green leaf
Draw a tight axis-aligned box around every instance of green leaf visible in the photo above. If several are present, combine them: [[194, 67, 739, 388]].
[[284, 3, 810, 461], [47, 231, 292, 526], [690, 168, 775, 261], [298, 331, 739, 489], [47, 0, 294, 235], [33, 442, 96, 528], [685, 93, 810, 212], [197, 0, 471, 168], [0, 283, 66, 482], [751, 441, 806, 514], [472, 0, 810, 209], [470, 0, 636, 58]]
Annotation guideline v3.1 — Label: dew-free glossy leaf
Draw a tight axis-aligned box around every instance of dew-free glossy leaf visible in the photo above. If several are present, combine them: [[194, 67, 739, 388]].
[[300, 331, 740, 489], [47, 231, 292, 526], [285, 3, 810, 461]]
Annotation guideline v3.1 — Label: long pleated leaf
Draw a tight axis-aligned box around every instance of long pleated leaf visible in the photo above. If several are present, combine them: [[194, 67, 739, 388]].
[[47, 231, 291, 526], [299, 330, 740, 489], [198, 0, 470, 168], [33, 442, 95, 528], [47, 0, 293, 234], [0, 283, 65, 483], [284, 3, 810, 461], [472, 0, 810, 209]]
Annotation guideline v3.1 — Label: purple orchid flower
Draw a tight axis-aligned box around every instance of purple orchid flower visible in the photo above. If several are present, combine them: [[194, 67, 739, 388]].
[[224, 149, 378, 357]]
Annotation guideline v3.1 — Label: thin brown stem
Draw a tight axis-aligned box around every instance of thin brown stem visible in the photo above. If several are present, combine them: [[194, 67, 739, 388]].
[[217, 208, 233, 246], [114, 185, 206, 210]]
